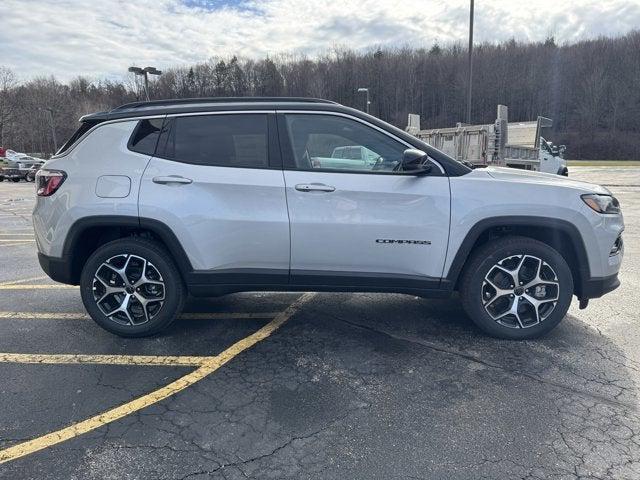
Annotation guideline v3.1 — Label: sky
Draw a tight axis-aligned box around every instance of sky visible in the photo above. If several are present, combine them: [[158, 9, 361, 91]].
[[1, 0, 639, 81]]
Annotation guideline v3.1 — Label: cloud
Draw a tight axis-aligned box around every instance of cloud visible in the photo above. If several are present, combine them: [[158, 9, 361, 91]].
[[0, 0, 638, 81]]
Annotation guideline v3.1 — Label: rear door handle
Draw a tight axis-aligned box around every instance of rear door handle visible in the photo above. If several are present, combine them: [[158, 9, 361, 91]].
[[152, 175, 193, 185], [295, 183, 335, 192]]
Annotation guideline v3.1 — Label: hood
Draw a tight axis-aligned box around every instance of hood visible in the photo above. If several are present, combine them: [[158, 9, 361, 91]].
[[476, 167, 610, 195]]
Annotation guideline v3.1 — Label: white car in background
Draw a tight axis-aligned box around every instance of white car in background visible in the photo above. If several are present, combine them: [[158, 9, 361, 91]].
[[0, 150, 45, 182]]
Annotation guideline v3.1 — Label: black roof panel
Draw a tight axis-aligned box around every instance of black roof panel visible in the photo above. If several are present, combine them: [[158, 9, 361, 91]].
[[112, 96, 337, 111], [81, 97, 343, 122]]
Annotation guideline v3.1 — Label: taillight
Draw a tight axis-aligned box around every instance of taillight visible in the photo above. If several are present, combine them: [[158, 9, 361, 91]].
[[36, 169, 67, 197]]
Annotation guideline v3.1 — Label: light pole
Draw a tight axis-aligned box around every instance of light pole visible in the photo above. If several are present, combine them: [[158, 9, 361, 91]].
[[357, 87, 370, 114], [128, 66, 162, 101], [39, 107, 57, 152], [466, 0, 474, 124]]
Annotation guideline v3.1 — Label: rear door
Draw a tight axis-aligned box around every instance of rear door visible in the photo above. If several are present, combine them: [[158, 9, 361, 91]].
[[278, 111, 451, 289], [138, 112, 290, 284]]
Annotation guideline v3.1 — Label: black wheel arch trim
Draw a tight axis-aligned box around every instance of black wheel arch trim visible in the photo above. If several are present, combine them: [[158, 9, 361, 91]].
[[60, 215, 194, 283], [443, 216, 591, 295]]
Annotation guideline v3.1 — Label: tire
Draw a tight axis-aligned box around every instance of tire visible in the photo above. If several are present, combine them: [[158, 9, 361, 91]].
[[80, 237, 186, 337], [0, 176, 4, 182], [460, 236, 573, 340], [11, 177, 20, 182], [25, 174, 34, 182]]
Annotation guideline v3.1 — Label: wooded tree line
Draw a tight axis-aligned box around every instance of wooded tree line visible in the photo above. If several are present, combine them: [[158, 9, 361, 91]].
[[1, 31, 639, 159]]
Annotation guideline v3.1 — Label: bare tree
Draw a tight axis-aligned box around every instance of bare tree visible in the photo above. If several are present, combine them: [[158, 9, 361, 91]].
[[0, 67, 17, 146], [2, 31, 640, 159]]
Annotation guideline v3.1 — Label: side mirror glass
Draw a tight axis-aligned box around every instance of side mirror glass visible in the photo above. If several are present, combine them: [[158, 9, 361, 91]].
[[401, 149, 432, 175]]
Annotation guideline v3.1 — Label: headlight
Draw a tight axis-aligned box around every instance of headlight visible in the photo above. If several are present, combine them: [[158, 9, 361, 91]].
[[581, 194, 621, 214]]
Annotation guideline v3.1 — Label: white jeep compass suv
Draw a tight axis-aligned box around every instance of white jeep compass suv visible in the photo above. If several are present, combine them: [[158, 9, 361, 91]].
[[33, 98, 624, 339]]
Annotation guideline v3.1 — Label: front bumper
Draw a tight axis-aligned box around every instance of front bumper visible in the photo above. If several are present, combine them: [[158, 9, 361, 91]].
[[581, 272, 620, 299], [38, 253, 76, 285]]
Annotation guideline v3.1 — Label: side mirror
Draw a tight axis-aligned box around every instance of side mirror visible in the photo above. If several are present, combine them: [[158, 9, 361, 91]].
[[401, 149, 432, 175]]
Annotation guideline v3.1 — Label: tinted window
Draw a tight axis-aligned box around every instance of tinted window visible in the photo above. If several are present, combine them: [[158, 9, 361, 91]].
[[129, 118, 163, 155], [161, 114, 268, 168], [284, 114, 406, 173]]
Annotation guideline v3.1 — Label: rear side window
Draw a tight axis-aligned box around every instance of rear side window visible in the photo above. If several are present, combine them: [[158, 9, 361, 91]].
[[158, 114, 268, 168], [129, 118, 163, 155]]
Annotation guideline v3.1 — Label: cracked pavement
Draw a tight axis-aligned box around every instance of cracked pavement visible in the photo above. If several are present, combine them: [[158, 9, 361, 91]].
[[0, 166, 639, 479]]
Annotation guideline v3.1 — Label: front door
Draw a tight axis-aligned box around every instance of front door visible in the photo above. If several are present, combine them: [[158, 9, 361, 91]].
[[278, 112, 451, 289]]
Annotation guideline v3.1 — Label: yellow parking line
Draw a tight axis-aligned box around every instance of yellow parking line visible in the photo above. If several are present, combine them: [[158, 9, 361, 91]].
[[0, 292, 314, 464], [0, 353, 208, 367], [0, 276, 48, 286], [0, 233, 34, 236], [0, 284, 77, 289], [0, 311, 280, 320]]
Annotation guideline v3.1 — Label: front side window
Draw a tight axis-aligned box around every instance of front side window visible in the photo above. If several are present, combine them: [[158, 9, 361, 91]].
[[284, 114, 407, 173], [160, 114, 268, 168]]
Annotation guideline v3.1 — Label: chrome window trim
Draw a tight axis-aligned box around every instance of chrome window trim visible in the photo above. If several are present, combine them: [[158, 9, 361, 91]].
[[53, 108, 445, 175], [166, 110, 276, 118], [52, 111, 277, 158]]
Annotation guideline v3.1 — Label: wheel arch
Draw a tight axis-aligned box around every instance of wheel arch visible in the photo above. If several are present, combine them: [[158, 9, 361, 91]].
[[444, 216, 590, 296], [61, 216, 193, 284]]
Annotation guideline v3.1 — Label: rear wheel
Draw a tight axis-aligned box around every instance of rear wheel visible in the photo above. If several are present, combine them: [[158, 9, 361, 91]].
[[11, 177, 20, 182], [80, 237, 186, 337], [460, 236, 573, 339]]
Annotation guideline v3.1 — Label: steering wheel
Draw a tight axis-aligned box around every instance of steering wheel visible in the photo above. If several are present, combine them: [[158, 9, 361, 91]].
[[372, 157, 400, 172]]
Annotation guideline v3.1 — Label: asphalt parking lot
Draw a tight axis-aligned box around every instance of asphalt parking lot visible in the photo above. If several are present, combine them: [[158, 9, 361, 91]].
[[0, 167, 639, 479]]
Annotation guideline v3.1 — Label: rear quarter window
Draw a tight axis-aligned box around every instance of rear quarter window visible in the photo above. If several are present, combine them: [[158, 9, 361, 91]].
[[128, 118, 164, 155]]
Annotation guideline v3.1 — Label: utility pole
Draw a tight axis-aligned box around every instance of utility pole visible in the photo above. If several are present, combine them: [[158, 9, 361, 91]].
[[128, 66, 162, 101], [466, 0, 474, 124], [357, 87, 370, 114]]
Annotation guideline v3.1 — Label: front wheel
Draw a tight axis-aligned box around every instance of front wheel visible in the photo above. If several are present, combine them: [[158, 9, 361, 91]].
[[80, 237, 186, 337], [460, 236, 573, 340]]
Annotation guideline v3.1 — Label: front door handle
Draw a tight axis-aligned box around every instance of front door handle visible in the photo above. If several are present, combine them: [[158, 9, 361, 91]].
[[152, 175, 193, 185], [295, 183, 335, 192]]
